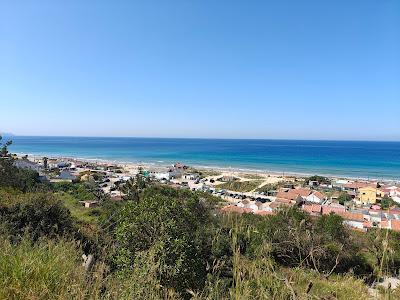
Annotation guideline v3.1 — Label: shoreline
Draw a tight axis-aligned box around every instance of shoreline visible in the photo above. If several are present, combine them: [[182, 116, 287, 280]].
[[16, 152, 400, 184]]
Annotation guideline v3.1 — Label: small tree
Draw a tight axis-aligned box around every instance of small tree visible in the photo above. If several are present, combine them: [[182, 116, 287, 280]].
[[113, 186, 211, 295], [0, 135, 12, 157], [43, 157, 48, 170], [120, 168, 150, 202], [338, 192, 352, 205], [381, 195, 396, 210]]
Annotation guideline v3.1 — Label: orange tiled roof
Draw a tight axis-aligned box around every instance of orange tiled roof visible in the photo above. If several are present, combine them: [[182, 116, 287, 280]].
[[391, 220, 400, 232], [322, 206, 346, 215], [303, 204, 322, 214], [296, 188, 312, 197], [270, 201, 294, 210], [276, 191, 300, 201], [338, 211, 364, 222], [344, 182, 372, 189]]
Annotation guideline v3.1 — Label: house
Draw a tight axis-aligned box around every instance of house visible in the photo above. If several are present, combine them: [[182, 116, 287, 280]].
[[344, 182, 371, 192], [237, 199, 250, 208], [339, 211, 365, 230], [168, 168, 183, 179], [14, 159, 41, 172], [308, 180, 319, 187], [79, 201, 98, 208], [256, 201, 273, 212], [305, 191, 327, 204], [57, 161, 70, 169], [358, 186, 385, 204], [182, 173, 200, 180], [295, 188, 312, 198], [321, 204, 346, 215], [58, 170, 76, 181], [237, 199, 258, 211], [153, 172, 171, 180], [390, 219, 400, 232], [382, 186, 400, 203], [269, 198, 297, 211], [276, 190, 303, 203], [174, 162, 185, 169], [302, 204, 322, 216]]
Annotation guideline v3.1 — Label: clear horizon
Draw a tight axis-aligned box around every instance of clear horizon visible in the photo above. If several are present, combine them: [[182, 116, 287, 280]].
[[1, 1, 399, 140], [2, 133, 400, 143]]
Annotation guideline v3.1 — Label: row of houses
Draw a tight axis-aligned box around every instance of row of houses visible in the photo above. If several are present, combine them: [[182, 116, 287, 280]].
[[221, 199, 400, 232], [335, 181, 400, 204], [302, 203, 400, 231], [221, 184, 400, 232]]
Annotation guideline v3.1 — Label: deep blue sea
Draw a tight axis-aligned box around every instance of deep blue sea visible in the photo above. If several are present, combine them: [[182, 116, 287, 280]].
[[7, 136, 400, 180]]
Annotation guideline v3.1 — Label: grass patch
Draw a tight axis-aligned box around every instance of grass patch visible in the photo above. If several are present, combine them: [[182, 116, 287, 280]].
[[216, 180, 263, 192], [255, 183, 279, 193], [199, 169, 222, 178], [0, 237, 94, 300], [56, 192, 99, 224], [243, 173, 264, 180]]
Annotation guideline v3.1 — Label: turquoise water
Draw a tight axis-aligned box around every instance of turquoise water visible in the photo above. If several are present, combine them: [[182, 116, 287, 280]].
[[8, 136, 400, 180]]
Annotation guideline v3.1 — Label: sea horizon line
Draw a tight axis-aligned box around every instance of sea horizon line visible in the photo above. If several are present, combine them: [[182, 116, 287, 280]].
[[5, 134, 400, 143]]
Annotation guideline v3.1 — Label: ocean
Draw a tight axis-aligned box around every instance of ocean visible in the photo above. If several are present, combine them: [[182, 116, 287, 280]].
[[7, 136, 400, 180]]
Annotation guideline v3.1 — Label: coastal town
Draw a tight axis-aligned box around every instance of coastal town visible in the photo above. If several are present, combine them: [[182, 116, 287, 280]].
[[14, 154, 400, 233]]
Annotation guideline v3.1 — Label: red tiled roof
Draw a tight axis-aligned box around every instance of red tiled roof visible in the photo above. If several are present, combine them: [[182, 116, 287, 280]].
[[344, 182, 372, 189], [270, 201, 294, 210], [303, 204, 322, 214], [275, 197, 295, 204], [322, 205, 346, 215], [276, 191, 300, 201], [296, 188, 312, 197], [338, 211, 364, 222], [391, 220, 400, 232]]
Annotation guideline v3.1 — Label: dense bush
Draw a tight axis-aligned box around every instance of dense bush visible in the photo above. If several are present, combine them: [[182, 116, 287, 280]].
[[0, 193, 74, 241], [113, 186, 212, 296], [0, 159, 42, 192]]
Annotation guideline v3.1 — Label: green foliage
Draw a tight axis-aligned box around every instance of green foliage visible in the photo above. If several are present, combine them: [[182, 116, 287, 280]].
[[114, 186, 211, 296], [337, 191, 352, 205], [120, 167, 151, 201], [381, 195, 397, 210], [305, 175, 331, 185], [255, 183, 278, 193], [0, 135, 12, 157], [1, 162, 399, 299], [0, 193, 74, 241], [0, 158, 41, 192], [52, 181, 97, 201]]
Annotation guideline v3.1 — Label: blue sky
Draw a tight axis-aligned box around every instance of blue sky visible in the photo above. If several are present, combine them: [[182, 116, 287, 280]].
[[1, 0, 399, 140]]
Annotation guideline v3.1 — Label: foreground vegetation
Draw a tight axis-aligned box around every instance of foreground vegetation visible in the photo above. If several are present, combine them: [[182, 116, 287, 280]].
[[1, 139, 400, 299]]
